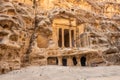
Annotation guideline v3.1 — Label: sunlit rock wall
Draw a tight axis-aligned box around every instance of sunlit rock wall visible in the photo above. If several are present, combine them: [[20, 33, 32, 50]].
[[0, 0, 34, 74], [0, 0, 120, 74]]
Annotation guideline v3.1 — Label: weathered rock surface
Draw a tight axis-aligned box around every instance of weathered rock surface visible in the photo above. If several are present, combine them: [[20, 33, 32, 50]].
[[0, 0, 120, 74]]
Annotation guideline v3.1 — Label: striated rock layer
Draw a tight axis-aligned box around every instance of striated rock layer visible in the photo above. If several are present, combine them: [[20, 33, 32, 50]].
[[0, 0, 120, 74]]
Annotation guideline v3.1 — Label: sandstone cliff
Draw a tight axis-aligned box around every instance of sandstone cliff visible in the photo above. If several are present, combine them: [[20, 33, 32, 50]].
[[0, 0, 120, 74]]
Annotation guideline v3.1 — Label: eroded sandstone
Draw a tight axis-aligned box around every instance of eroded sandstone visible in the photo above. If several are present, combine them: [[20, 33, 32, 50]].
[[0, 0, 120, 74]]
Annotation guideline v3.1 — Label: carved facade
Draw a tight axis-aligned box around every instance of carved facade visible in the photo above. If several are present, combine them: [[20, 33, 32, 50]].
[[0, 0, 120, 74]]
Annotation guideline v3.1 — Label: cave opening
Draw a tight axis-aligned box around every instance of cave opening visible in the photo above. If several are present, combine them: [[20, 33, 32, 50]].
[[73, 57, 77, 65], [62, 57, 67, 66], [81, 56, 86, 66], [1, 69, 5, 74]]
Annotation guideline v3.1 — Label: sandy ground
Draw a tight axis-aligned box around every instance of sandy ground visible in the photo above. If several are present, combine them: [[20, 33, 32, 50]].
[[0, 65, 120, 80]]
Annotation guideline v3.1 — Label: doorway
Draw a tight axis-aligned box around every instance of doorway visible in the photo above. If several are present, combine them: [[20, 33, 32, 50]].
[[58, 28, 62, 47], [71, 30, 75, 47], [1, 69, 5, 74], [73, 57, 77, 65], [62, 57, 67, 66], [64, 29, 69, 47], [81, 56, 86, 66]]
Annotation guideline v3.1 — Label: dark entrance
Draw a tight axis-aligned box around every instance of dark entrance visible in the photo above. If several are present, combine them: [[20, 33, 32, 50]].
[[58, 28, 62, 47], [64, 29, 69, 47], [56, 57, 58, 65], [62, 58, 67, 66], [73, 57, 77, 65], [1, 69, 5, 74], [71, 30, 75, 47], [81, 56, 86, 66]]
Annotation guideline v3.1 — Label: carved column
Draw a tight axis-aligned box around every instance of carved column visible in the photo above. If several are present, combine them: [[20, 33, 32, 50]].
[[79, 39, 81, 48], [84, 33, 87, 47], [87, 33, 90, 47], [67, 56, 73, 66], [86, 55, 89, 66], [76, 56, 81, 66], [62, 28, 64, 48], [58, 57, 62, 66], [86, 32, 90, 47], [89, 35, 92, 47], [69, 29, 72, 47]]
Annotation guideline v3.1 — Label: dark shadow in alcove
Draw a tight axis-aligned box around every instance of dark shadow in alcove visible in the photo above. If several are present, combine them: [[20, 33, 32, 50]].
[[62, 58, 67, 66], [81, 56, 86, 66], [73, 57, 77, 65]]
